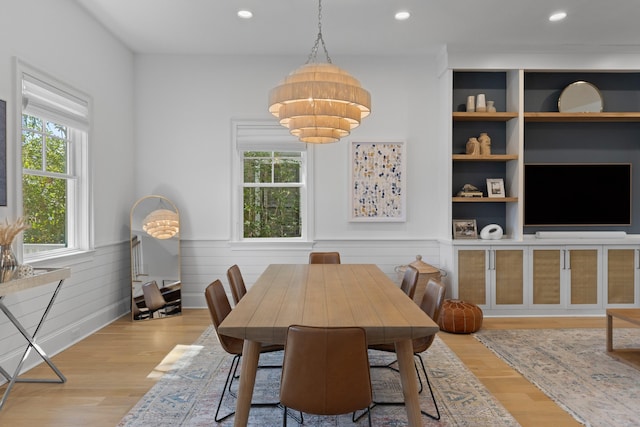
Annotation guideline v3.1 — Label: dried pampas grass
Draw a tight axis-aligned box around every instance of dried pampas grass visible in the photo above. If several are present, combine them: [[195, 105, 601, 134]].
[[0, 217, 31, 246]]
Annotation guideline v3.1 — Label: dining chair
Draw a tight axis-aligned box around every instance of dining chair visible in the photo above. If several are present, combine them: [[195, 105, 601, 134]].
[[308, 251, 341, 264], [280, 325, 373, 426], [141, 281, 181, 318], [226, 264, 247, 305], [204, 279, 283, 422], [364, 278, 446, 421], [399, 265, 420, 300]]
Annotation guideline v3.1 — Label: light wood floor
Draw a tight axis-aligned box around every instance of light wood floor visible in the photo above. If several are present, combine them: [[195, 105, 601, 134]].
[[0, 310, 638, 427]]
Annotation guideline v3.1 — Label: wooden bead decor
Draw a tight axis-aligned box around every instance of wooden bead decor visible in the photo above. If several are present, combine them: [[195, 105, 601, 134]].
[[438, 299, 483, 334]]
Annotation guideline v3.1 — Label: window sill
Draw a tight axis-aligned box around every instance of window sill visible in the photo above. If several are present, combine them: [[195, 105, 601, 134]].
[[25, 248, 96, 268], [229, 240, 315, 251]]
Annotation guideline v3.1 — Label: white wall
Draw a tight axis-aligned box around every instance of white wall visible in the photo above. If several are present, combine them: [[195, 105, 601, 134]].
[[0, 0, 135, 378]]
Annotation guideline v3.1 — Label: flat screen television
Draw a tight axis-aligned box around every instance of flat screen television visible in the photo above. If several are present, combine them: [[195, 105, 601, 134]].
[[524, 163, 632, 226]]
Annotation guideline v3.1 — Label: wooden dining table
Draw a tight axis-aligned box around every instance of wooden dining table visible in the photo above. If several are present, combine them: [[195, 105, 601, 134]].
[[218, 263, 440, 427]]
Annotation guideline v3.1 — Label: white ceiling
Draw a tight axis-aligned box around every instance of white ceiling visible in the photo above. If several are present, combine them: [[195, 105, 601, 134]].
[[74, 0, 640, 56]]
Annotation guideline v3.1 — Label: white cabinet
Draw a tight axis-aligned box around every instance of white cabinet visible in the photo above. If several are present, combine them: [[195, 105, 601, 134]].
[[454, 246, 526, 310], [529, 246, 602, 311], [603, 246, 639, 307]]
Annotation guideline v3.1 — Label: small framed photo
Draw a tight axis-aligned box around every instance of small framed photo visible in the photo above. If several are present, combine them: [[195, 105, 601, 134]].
[[486, 178, 505, 198], [453, 219, 478, 239]]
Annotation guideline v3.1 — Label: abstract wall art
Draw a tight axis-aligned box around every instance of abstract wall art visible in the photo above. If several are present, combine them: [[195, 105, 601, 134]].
[[350, 141, 405, 222]]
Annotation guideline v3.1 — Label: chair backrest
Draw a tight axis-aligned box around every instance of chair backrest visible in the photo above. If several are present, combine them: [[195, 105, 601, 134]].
[[280, 325, 372, 416], [204, 280, 244, 355], [227, 264, 247, 305], [412, 279, 447, 352], [308, 251, 341, 264], [399, 265, 419, 300], [142, 281, 166, 311]]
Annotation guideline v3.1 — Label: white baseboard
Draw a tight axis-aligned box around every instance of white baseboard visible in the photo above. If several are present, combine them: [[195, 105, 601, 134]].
[[535, 231, 627, 239]]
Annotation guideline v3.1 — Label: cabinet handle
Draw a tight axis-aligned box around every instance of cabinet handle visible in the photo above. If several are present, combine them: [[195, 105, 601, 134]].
[[566, 250, 571, 270]]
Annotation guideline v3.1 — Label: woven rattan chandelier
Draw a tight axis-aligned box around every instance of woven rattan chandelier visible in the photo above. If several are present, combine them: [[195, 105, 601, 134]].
[[268, 0, 371, 144], [143, 209, 179, 239]]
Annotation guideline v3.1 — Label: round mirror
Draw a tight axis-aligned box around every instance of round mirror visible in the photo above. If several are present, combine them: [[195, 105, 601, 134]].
[[558, 81, 603, 112], [130, 195, 181, 321]]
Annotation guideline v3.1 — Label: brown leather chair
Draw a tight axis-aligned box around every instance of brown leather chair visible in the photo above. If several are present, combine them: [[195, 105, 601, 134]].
[[226, 264, 247, 305], [141, 281, 181, 318], [280, 325, 372, 426], [367, 279, 446, 421], [399, 265, 419, 300], [204, 280, 283, 422], [308, 251, 341, 264]]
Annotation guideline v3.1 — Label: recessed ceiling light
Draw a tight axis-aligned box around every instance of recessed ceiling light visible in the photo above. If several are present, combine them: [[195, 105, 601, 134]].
[[395, 11, 411, 21], [549, 11, 567, 22], [237, 10, 253, 19]]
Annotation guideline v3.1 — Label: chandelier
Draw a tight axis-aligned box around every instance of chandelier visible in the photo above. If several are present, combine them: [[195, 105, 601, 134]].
[[143, 209, 179, 239], [268, 0, 371, 144]]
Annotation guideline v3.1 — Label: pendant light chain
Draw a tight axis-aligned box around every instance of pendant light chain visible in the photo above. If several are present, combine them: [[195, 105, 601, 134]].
[[306, 0, 332, 64]]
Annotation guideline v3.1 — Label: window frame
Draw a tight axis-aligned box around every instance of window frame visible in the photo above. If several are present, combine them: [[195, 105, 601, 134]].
[[231, 120, 314, 244], [15, 60, 93, 264]]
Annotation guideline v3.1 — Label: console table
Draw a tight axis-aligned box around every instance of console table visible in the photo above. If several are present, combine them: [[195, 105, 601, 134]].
[[0, 267, 71, 410]]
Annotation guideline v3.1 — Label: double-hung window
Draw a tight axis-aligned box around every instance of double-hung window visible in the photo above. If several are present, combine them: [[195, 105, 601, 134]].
[[233, 121, 311, 241], [18, 62, 92, 260]]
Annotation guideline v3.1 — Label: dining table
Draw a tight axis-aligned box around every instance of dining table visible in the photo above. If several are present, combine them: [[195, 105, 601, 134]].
[[218, 263, 440, 427]]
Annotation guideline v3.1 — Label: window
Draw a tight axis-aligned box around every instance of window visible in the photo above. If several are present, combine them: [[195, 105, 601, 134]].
[[18, 62, 92, 260], [233, 121, 312, 241]]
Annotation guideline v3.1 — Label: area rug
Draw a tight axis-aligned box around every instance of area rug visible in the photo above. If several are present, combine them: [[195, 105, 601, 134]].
[[475, 328, 640, 427], [118, 326, 519, 426]]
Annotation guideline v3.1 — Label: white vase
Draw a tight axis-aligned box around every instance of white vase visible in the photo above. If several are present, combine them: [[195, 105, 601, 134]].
[[476, 94, 486, 112], [466, 95, 475, 112], [487, 100, 496, 112]]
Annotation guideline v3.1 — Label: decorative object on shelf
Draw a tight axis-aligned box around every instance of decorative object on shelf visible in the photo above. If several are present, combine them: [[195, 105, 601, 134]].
[[350, 141, 405, 222], [0, 217, 30, 282], [478, 132, 491, 155], [438, 299, 483, 333], [476, 93, 487, 112], [457, 183, 483, 198], [466, 95, 475, 112], [480, 224, 504, 240], [268, 0, 370, 144], [487, 100, 497, 113], [465, 137, 480, 155], [143, 208, 179, 239], [453, 219, 478, 239], [486, 178, 505, 198], [558, 81, 603, 113]]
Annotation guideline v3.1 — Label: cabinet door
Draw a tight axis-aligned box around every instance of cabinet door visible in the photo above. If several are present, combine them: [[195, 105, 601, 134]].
[[531, 248, 562, 306], [493, 249, 525, 306], [605, 248, 637, 305], [456, 249, 488, 306], [567, 248, 600, 307]]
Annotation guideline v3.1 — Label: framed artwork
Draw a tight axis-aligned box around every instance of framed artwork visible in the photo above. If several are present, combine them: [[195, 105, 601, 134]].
[[350, 141, 405, 222], [453, 219, 478, 239], [487, 178, 505, 198], [0, 100, 6, 206]]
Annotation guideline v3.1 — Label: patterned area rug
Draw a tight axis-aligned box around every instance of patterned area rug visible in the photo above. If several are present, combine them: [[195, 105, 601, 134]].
[[475, 328, 640, 427], [118, 327, 519, 426]]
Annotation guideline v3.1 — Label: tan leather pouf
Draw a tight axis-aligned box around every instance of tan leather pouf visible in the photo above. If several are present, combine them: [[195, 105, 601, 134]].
[[438, 299, 483, 333]]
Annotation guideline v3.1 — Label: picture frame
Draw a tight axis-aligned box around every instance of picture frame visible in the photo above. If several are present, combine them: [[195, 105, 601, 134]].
[[486, 178, 505, 198], [453, 219, 478, 239], [350, 141, 406, 222]]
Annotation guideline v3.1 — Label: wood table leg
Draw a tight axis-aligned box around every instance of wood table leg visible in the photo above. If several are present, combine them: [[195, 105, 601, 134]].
[[395, 339, 422, 427], [233, 340, 261, 427], [606, 312, 613, 352]]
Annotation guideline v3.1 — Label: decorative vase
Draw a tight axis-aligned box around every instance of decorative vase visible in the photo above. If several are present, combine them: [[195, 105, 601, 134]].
[[466, 95, 475, 112], [0, 245, 18, 282], [478, 132, 491, 155], [476, 93, 487, 112], [487, 100, 496, 112]]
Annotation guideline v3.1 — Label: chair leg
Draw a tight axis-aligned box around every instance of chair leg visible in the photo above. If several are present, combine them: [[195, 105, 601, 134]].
[[215, 354, 240, 422], [415, 353, 441, 421], [283, 405, 287, 427]]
